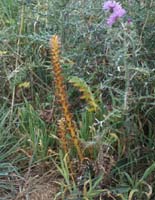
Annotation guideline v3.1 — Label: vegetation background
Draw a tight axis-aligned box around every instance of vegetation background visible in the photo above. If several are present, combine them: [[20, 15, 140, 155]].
[[0, 0, 155, 199]]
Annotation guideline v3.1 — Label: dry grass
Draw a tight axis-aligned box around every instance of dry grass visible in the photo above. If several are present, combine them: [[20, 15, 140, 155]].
[[2, 163, 61, 200]]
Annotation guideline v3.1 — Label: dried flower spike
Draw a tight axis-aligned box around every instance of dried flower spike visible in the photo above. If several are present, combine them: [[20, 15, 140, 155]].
[[50, 35, 84, 161]]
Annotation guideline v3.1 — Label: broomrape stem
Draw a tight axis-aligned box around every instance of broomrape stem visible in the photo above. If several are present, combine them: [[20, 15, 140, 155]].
[[58, 117, 75, 181], [50, 35, 84, 161]]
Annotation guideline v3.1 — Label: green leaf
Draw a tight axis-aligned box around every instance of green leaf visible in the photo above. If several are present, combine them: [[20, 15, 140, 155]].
[[140, 162, 155, 182]]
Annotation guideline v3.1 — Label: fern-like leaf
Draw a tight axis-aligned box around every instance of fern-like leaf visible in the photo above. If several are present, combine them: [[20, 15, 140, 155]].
[[69, 76, 98, 112]]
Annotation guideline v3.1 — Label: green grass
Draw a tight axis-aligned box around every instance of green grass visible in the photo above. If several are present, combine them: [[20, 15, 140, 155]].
[[0, 0, 155, 199]]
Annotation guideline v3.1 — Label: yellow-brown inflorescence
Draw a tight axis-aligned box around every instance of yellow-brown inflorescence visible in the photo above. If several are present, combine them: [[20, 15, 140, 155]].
[[58, 117, 75, 181], [50, 35, 84, 161], [58, 118, 68, 155]]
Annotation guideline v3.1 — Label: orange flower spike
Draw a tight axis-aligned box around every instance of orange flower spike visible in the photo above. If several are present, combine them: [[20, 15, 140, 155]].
[[50, 35, 84, 161], [58, 118, 75, 182], [58, 118, 68, 154]]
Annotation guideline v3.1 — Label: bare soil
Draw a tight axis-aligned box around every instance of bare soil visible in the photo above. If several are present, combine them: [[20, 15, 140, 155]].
[[0, 163, 61, 200]]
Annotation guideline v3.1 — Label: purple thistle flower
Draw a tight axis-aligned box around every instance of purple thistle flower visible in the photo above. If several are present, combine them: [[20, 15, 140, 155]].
[[103, 0, 120, 12], [103, 0, 126, 26], [107, 12, 119, 26], [127, 18, 132, 24], [115, 7, 126, 17]]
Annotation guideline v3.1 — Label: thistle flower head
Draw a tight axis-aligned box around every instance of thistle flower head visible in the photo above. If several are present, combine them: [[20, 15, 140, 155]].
[[103, 0, 126, 26], [103, 0, 120, 11]]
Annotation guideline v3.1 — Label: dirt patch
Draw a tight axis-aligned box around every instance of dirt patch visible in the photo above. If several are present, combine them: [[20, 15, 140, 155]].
[[0, 163, 61, 200], [15, 164, 61, 200], [15, 179, 59, 200]]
